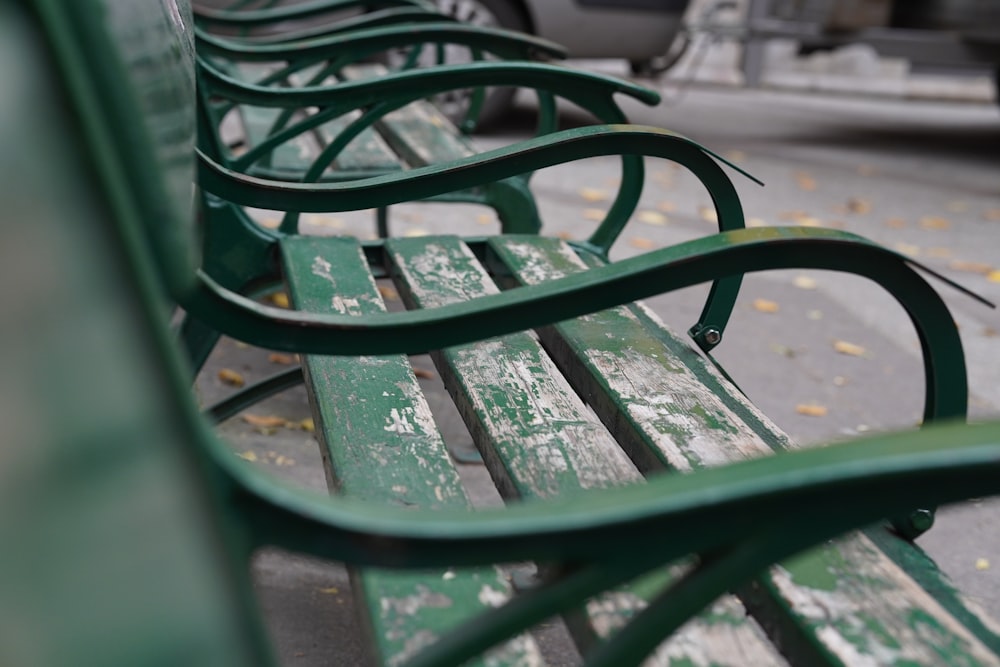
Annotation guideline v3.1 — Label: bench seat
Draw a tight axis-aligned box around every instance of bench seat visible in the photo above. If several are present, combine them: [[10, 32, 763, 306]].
[[279, 232, 1000, 666]]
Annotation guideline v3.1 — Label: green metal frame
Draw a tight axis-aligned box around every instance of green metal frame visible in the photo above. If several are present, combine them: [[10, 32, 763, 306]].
[[15, 0, 998, 663]]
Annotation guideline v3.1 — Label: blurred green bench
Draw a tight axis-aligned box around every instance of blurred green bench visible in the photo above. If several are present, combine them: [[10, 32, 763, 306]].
[[7, 0, 1000, 666]]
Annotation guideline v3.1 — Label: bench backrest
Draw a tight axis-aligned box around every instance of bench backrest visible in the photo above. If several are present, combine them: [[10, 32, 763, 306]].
[[1, 2, 269, 664], [33, 0, 202, 297]]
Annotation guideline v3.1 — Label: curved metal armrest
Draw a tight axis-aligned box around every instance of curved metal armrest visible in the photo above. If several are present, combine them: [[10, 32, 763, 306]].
[[195, 0, 433, 28], [182, 223, 969, 426], [196, 21, 567, 63]]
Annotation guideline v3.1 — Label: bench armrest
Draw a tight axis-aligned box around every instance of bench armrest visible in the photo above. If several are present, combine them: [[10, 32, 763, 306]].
[[195, 0, 435, 29]]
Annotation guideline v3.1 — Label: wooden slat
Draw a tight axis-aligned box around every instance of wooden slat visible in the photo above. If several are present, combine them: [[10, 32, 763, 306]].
[[281, 236, 543, 667], [490, 235, 1000, 666], [341, 64, 477, 167], [386, 235, 786, 665]]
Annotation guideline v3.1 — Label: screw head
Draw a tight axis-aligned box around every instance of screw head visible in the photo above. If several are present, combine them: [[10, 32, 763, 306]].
[[703, 328, 722, 345]]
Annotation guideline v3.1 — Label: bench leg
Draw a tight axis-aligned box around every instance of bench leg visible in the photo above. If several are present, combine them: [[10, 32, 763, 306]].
[[376, 206, 390, 238], [485, 177, 541, 235]]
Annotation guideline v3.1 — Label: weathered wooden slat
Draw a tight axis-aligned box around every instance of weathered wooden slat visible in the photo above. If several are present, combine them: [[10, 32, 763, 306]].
[[490, 235, 1000, 667], [341, 64, 477, 167], [281, 235, 543, 666], [386, 235, 785, 665]]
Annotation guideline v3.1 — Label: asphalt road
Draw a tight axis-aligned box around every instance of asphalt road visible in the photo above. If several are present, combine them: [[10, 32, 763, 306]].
[[199, 81, 1000, 665]]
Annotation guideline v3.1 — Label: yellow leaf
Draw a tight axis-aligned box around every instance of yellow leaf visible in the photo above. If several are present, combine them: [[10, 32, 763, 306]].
[[976, 558, 991, 571], [237, 451, 258, 462], [298, 418, 315, 433], [637, 210, 668, 225], [658, 200, 676, 213], [949, 260, 994, 275], [807, 310, 824, 321], [984, 209, 1000, 222], [303, 214, 344, 229], [794, 172, 817, 191], [988, 270, 1000, 283], [884, 217, 907, 229], [404, 229, 429, 237], [846, 198, 871, 214], [833, 340, 866, 357], [258, 217, 280, 229], [218, 368, 245, 387], [926, 247, 953, 259], [377, 285, 399, 301], [894, 242, 921, 257], [413, 367, 436, 380], [796, 404, 828, 417], [752, 299, 780, 314], [920, 216, 951, 230], [725, 150, 747, 162], [698, 206, 718, 224], [796, 216, 823, 228], [268, 353, 295, 365], [319, 587, 340, 595], [274, 455, 295, 467], [269, 292, 290, 309], [555, 231, 574, 240], [477, 213, 494, 225], [747, 217, 767, 228], [242, 414, 287, 428], [582, 208, 607, 221], [984, 327, 998, 338], [628, 238, 656, 250], [792, 275, 818, 290], [579, 187, 609, 202]]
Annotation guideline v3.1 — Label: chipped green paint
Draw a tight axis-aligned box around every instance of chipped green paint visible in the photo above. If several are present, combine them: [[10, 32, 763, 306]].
[[281, 235, 542, 665], [782, 547, 846, 593]]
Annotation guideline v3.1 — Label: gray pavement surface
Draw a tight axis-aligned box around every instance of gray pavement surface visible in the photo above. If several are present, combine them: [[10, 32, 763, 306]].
[[197, 77, 1000, 665]]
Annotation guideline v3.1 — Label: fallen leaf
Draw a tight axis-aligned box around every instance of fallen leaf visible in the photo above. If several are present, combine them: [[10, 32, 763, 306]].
[[833, 376, 849, 387], [984, 327, 998, 338], [404, 229, 429, 237], [637, 210, 668, 225], [582, 208, 606, 221], [304, 214, 344, 229], [242, 414, 287, 428], [377, 285, 399, 301], [794, 172, 817, 191], [268, 353, 295, 365], [725, 150, 747, 162], [948, 200, 969, 213], [274, 455, 294, 467], [884, 217, 907, 229], [894, 242, 921, 257], [413, 367, 436, 380], [555, 231, 573, 240], [920, 216, 951, 230], [658, 200, 676, 213], [976, 558, 991, 571], [753, 299, 780, 314], [298, 418, 315, 432], [747, 217, 768, 227], [319, 587, 340, 595], [984, 209, 1000, 222], [807, 310, 824, 321], [579, 187, 609, 202], [846, 198, 871, 214], [267, 292, 291, 308], [988, 270, 1000, 283], [826, 220, 847, 229], [949, 260, 994, 275], [259, 217, 281, 229], [769, 343, 795, 358], [833, 340, 866, 357], [926, 247, 953, 259], [698, 206, 718, 224], [237, 451, 258, 462], [779, 210, 809, 222], [796, 404, 828, 417], [796, 216, 823, 227], [477, 213, 494, 225], [218, 368, 245, 387], [605, 176, 622, 187], [628, 238, 656, 250], [792, 275, 818, 290]]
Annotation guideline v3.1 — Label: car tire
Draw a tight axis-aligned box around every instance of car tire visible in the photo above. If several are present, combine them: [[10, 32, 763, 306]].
[[432, 0, 531, 130]]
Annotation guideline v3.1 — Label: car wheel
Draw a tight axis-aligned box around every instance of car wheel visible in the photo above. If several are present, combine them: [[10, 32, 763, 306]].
[[430, 0, 530, 130]]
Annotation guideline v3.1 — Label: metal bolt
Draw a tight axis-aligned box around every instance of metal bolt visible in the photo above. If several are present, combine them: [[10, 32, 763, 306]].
[[702, 328, 722, 346]]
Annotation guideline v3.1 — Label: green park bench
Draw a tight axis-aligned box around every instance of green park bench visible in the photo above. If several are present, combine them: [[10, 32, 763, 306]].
[[194, 17, 660, 238], [6, 0, 1000, 665]]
